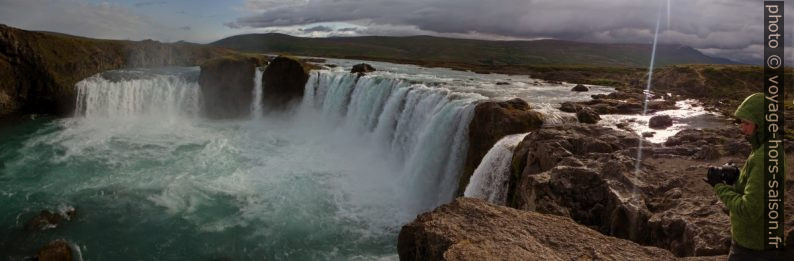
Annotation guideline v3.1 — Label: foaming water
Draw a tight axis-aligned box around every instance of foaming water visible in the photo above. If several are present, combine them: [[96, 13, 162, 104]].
[[75, 69, 200, 118], [1, 67, 480, 260], [463, 133, 529, 205]]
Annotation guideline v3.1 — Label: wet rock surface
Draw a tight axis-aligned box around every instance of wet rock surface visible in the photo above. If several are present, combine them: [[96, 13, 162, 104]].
[[504, 123, 794, 257], [37, 240, 73, 261], [199, 56, 262, 119], [351, 63, 376, 77], [398, 197, 680, 260], [576, 107, 601, 124], [559, 90, 678, 115], [459, 98, 544, 194], [649, 115, 674, 129], [263, 56, 310, 110], [24, 207, 76, 231], [571, 84, 589, 92]]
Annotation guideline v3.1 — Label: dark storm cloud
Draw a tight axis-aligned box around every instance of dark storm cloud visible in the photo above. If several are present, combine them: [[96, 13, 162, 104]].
[[231, 0, 794, 64]]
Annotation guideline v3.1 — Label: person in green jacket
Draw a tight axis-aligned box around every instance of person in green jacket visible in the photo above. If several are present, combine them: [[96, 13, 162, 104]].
[[705, 93, 786, 260]]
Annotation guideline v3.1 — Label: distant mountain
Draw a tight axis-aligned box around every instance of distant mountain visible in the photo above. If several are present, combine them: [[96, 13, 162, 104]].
[[211, 33, 737, 68]]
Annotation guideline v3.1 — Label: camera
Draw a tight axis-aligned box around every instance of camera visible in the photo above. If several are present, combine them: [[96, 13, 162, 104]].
[[707, 163, 740, 185]]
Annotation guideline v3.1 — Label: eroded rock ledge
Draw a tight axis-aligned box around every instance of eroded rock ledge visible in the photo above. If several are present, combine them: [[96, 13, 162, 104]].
[[398, 197, 679, 261], [199, 56, 266, 119], [458, 98, 544, 194], [505, 124, 794, 257]]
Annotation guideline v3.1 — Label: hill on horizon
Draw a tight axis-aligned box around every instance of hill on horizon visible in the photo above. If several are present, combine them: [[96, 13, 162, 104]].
[[211, 33, 737, 68]]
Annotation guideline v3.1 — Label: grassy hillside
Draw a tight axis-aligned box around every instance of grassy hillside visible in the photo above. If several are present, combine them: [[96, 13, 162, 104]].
[[212, 33, 736, 68]]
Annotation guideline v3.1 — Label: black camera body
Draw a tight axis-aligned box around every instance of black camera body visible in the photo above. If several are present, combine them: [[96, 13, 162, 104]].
[[707, 163, 740, 186]]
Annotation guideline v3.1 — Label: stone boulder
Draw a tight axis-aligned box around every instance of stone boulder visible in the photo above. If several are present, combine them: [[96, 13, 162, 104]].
[[263, 56, 310, 110], [571, 84, 589, 92], [572, 91, 677, 115], [459, 98, 544, 194], [559, 101, 582, 113], [24, 207, 76, 231], [505, 124, 750, 257], [650, 115, 674, 129], [37, 240, 73, 261], [199, 56, 262, 119], [398, 198, 678, 260], [576, 107, 601, 124], [351, 63, 376, 77]]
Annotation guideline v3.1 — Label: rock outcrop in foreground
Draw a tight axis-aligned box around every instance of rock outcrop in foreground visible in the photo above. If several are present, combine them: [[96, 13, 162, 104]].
[[0, 24, 235, 117], [506, 124, 794, 257], [398, 197, 678, 261], [459, 98, 543, 194], [262, 56, 310, 110]]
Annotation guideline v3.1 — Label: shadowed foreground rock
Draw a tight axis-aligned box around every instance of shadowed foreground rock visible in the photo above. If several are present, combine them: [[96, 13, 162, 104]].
[[506, 124, 794, 257], [398, 197, 677, 260], [458, 98, 543, 195]]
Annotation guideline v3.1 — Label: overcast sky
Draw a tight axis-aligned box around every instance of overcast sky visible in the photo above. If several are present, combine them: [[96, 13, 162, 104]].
[[0, 0, 791, 64]]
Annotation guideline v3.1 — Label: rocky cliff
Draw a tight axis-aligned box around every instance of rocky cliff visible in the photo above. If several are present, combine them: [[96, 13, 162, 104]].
[[262, 56, 310, 110], [506, 124, 794, 257], [199, 56, 266, 119], [0, 24, 235, 117], [398, 197, 683, 260], [458, 98, 544, 195]]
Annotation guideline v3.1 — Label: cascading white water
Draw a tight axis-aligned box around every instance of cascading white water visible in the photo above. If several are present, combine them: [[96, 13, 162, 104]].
[[463, 132, 530, 205], [251, 68, 264, 119], [75, 73, 200, 118], [301, 71, 478, 211]]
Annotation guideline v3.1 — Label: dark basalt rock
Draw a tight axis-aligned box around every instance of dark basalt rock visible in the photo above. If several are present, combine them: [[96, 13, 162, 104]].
[[459, 98, 543, 195], [398, 198, 678, 260], [37, 240, 73, 261], [649, 115, 674, 129], [199, 57, 261, 119], [576, 107, 601, 124], [559, 101, 582, 113], [506, 124, 748, 257], [263, 56, 310, 110], [571, 84, 589, 92], [24, 207, 76, 231], [351, 63, 376, 77]]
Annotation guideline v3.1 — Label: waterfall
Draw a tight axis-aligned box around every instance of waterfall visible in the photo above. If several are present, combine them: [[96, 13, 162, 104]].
[[75, 73, 200, 118], [463, 132, 530, 205], [73, 68, 481, 212], [251, 67, 264, 119], [301, 71, 479, 210]]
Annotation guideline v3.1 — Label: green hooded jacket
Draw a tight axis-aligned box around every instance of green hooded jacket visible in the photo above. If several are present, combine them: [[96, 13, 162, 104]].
[[714, 93, 786, 250]]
